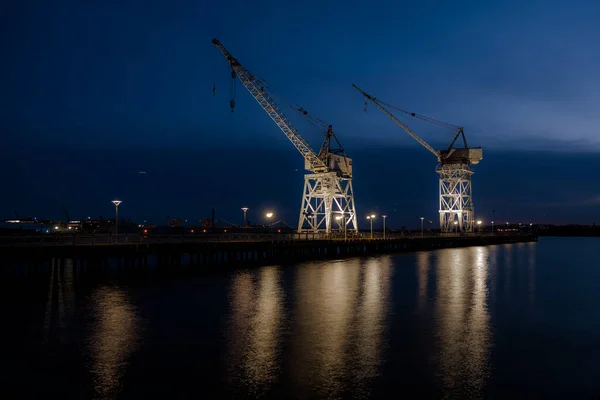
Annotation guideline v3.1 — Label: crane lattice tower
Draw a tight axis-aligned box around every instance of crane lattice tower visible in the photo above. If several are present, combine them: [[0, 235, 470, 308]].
[[353, 85, 482, 233], [213, 39, 358, 234]]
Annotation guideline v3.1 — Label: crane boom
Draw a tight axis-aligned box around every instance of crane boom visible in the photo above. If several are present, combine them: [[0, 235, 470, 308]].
[[213, 39, 328, 172], [352, 84, 440, 160]]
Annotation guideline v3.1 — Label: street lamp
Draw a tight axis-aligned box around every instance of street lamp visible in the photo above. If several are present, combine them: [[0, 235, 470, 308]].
[[367, 214, 376, 239], [241, 207, 249, 227], [453, 220, 458, 235], [266, 212, 273, 233], [111, 200, 122, 244], [491, 220, 495, 235], [382, 215, 387, 240], [477, 220, 482, 234], [420, 216, 424, 237]]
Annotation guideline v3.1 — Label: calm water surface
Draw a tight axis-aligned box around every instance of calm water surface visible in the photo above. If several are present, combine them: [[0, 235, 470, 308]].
[[2, 237, 600, 399]]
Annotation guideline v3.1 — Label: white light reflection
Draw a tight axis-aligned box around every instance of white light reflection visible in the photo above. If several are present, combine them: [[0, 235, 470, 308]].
[[465, 247, 490, 390], [291, 259, 361, 397], [226, 267, 283, 393], [355, 256, 393, 382], [227, 270, 254, 382], [434, 247, 491, 397], [417, 252, 430, 311], [88, 286, 139, 399], [246, 267, 283, 386]]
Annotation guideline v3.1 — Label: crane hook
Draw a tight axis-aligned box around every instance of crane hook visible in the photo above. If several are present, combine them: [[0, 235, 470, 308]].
[[363, 101, 368, 113], [213, 84, 216, 96], [230, 100, 235, 112]]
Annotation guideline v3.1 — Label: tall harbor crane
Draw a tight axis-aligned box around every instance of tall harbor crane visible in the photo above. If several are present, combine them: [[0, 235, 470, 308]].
[[352, 84, 482, 233], [212, 39, 358, 234]]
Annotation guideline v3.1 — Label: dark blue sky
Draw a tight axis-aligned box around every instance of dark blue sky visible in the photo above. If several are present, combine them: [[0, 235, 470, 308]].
[[1, 0, 599, 227]]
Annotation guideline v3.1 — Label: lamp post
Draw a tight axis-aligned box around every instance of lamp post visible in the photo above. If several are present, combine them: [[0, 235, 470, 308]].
[[266, 212, 273, 233], [382, 215, 387, 240], [491, 220, 495, 235], [367, 214, 375, 239], [241, 207, 249, 227], [453, 220, 458, 235], [477, 220, 482, 235], [420, 216, 424, 237], [111, 200, 122, 244]]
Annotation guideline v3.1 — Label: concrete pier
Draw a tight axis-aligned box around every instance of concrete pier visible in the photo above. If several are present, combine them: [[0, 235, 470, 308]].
[[0, 233, 537, 270]]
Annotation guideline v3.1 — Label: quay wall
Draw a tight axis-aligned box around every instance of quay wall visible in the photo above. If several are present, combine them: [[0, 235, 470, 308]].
[[0, 234, 537, 270]]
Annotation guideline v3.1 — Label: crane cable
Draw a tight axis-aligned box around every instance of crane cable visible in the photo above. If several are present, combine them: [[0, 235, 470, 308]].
[[218, 52, 335, 147], [245, 68, 330, 133], [377, 99, 462, 132], [212, 47, 216, 96], [229, 69, 237, 112]]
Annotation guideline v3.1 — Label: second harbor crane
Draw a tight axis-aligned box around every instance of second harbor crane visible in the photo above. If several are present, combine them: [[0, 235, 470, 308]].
[[212, 39, 358, 234], [353, 84, 482, 233]]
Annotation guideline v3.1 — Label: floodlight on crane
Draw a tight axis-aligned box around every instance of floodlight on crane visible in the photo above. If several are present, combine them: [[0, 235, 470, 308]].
[[212, 39, 358, 234], [352, 84, 483, 233]]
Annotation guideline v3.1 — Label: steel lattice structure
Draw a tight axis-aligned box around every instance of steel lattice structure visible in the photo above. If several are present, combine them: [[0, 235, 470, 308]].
[[213, 39, 358, 234], [437, 164, 474, 233], [353, 84, 482, 233], [298, 172, 357, 232]]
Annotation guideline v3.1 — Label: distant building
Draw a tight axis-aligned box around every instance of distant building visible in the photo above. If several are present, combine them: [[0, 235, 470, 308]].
[[67, 220, 82, 232]]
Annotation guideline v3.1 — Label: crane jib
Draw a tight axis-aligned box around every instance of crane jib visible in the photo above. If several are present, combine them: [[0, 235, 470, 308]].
[[213, 39, 327, 172]]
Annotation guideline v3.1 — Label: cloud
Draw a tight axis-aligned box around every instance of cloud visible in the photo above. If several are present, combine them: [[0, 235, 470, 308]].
[[581, 196, 600, 206], [435, 88, 600, 153]]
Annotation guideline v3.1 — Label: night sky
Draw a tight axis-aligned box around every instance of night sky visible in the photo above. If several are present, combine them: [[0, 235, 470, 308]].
[[2, 0, 599, 228]]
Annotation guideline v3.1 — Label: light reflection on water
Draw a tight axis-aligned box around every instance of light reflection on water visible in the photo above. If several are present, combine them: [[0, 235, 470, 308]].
[[354, 256, 392, 382], [88, 286, 139, 399], [223, 250, 495, 397], [226, 257, 393, 398], [417, 251, 430, 310], [227, 266, 284, 393], [14, 239, 598, 398], [434, 247, 491, 397], [292, 258, 360, 396]]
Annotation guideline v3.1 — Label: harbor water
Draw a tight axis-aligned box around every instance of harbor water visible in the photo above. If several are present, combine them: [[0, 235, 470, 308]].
[[1, 237, 599, 399]]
